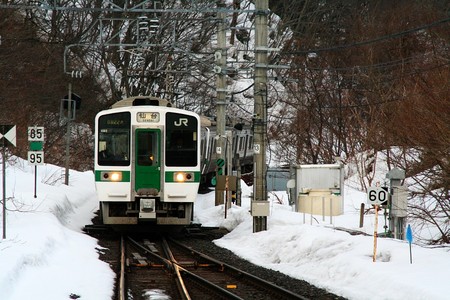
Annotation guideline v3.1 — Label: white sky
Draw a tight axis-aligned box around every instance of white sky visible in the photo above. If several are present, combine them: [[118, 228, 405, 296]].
[[0, 157, 448, 300]]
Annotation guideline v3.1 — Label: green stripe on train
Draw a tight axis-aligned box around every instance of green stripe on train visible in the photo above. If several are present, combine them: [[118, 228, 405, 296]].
[[94, 170, 131, 182], [165, 171, 201, 183]]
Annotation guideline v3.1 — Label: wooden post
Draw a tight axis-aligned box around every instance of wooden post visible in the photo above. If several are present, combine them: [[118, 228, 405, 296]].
[[373, 205, 379, 262], [359, 203, 365, 228]]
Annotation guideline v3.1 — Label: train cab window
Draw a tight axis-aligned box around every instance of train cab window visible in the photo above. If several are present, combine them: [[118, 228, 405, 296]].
[[98, 112, 131, 166], [166, 113, 198, 166]]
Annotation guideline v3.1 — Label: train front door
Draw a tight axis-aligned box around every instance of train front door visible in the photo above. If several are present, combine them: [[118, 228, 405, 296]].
[[135, 129, 161, 193]]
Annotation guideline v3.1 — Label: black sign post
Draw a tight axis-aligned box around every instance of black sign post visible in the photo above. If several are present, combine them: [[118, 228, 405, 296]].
[[0, 125, 16, 240], [28, 126, 45, 198]]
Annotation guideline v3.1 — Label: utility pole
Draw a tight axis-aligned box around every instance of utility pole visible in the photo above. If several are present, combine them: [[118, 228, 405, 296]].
[[2, 139, 6, 239], [215, 0, 227, 206], [64, 83, 72, 185], [252, 0, 269, 232]]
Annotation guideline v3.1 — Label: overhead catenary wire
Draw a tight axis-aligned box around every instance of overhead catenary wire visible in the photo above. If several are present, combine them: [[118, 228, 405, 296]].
[[282, 17, 450, 54]]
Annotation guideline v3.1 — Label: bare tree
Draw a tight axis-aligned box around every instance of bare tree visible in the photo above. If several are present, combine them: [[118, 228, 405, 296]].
[[269, 0, 449, 243]]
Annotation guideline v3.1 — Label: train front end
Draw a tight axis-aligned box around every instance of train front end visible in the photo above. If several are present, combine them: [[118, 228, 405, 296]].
[[94, 101, 201, 226]]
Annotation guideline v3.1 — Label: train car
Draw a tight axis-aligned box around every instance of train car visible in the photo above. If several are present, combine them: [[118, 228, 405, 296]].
[[200, 124, 254, 187], [94, 96, 201, 226]]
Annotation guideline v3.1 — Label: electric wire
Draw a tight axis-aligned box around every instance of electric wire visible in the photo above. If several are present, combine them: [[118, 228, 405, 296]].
[[283, 17, 450, 54]]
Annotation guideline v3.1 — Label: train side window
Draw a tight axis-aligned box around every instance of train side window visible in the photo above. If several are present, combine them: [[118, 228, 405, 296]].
[[239, 136, 245, 151], [233, 136, 238, 153], [97, 112, 131, 166]]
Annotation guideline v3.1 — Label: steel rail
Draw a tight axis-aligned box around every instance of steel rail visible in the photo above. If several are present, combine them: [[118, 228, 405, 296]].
[[161, 238, 191, 300], [162, 237, 242, 299], [168, 238, 310, 300], [119, 235, 126, 300]]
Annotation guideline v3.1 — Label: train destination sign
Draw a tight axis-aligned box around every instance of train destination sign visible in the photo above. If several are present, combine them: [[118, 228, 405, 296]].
[[137, 112, 160, 123]]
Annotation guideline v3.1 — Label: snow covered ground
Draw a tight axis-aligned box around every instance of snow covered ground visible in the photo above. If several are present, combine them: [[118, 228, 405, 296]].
[[0, 156, 448, 300]]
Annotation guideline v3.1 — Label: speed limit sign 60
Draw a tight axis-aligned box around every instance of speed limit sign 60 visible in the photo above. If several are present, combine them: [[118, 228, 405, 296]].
[[367, 187, 389, 206]]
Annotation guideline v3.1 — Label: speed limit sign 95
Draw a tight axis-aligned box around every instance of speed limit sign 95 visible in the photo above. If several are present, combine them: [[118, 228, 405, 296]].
[[28, 151, 44, 165], [367, 187, 389, 206]]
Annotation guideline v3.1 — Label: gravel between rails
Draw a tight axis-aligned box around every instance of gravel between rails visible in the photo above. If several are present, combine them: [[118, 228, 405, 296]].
[[176, 229, 347, 300], [88, 222, 346, 300]]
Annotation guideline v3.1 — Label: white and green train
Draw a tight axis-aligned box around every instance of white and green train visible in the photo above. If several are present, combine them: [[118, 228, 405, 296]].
[[95, 96, 254, 227], [95, 96, 202, 226]]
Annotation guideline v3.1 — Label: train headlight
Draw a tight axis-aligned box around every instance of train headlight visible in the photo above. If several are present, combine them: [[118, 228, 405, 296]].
[[175, 172, 185, 182], [174, 172, 194, 182], [101, 171, 123, 182], [110, 172, 122, 181]]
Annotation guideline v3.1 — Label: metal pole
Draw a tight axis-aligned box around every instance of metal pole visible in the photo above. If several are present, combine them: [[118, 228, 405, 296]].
[[34, 165, 37, 198], [226, 133, 232, 209], [236, 154, 241, 206], [252, 0, 268, 232], [64, 83, 72, 185], [2, 143, 6, 239], [322, 196, 325, 221], [330, 197, 333, 224], [225, 175, 229, 218]]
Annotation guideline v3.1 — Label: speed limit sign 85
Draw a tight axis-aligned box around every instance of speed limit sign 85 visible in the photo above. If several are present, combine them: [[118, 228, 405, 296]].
[[28, 127, 44, 141], [367, 187, 389, 206]]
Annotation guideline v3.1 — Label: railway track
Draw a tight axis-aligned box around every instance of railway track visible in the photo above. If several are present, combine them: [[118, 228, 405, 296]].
[[119, 235, 309, 300], [86, 223, 344, 299]]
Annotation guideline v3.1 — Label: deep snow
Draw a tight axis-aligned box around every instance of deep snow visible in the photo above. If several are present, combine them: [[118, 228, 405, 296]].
[[0, 157, 449, 300]]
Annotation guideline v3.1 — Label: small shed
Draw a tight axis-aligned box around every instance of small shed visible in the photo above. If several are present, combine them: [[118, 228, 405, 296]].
[[295, 164, 344, 216]]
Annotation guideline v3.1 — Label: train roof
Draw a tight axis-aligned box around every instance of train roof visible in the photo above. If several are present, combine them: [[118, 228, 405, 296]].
[[111, 96, 173, 109], [107, 96, 220, 127]]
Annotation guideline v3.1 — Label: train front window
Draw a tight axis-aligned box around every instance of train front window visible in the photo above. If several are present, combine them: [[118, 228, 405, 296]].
[[98, 112, 131, 166], [166, 112, 198, 167], [137, 130, 159, 166]]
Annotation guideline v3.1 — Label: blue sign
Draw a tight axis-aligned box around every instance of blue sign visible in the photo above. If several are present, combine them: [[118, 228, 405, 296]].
[[406, 224, 413, 264], [406, 224, 413, 243]]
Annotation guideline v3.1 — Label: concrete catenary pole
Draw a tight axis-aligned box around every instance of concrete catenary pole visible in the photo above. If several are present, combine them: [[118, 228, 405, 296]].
[[215, 0, 227, 206], [253, 0, 269, 232]]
